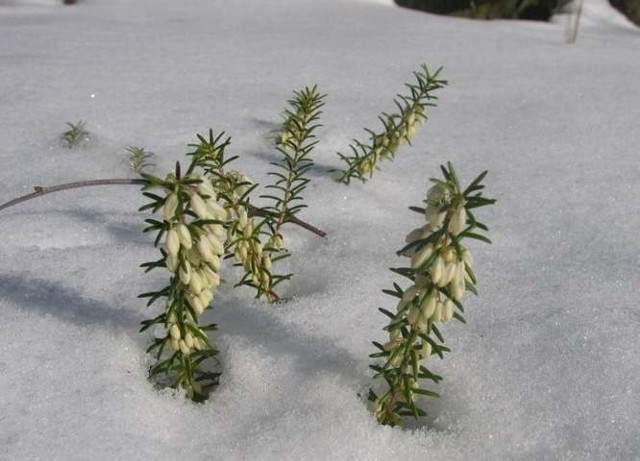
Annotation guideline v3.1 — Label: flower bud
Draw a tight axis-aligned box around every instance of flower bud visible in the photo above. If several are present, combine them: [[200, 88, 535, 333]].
[[260, 270, 270, 288], [169, 324, 181, 341], [419, 341, 432, 359], [452, 262, 465, 287], [425, 205, 443, 227], [188, 295, 205, 315], [462, 247, 474, 268], [243, 222, 254, 239], [207, 201, 228, 221], [178, 340, 190, 356], [206, 224, 225, 238], [252, 241, 263, 259], [190, 193, 210, 219], [431, 256, 444, 286], [189, 271, 203, 294], [443, 299, 454, 322], [165, 254, 178, 272], [206, 234, 225, 256], [184, 332, 194, 349], [261, 254, 272, 272], [411, 243, 434, 269], [166, 229, 180, 257], [406, 112, 416, 127], [209, 256, 221, 271], [402, 285, 418, 303], [406, 124, 417, 140], [199, 289, 213, 307], [273, 234, 284, 250], [170, 339, 180, 351], [405, 227, 424, 244], [420, 293, 437, 319], [163, 193, 178, 221], [440, 262, 457, 287], [451, 279, 465, 302], [202, 266, 220, 288], [442, 246, 456, 263], [427, 183, 446, 201], [448, 206, 467, 235], [197, 179, 216, 200], [176, 224, 192, 249], [432, 300, 444, 323], [179, 262, 192, 285], [196, 238, 215, 263], [407, 306, 420, 325], [238, 207, 248, 228], [238, 245, 248, 262]]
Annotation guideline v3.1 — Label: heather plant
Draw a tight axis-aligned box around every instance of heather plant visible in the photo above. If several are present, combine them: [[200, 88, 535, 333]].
[[369, 162, 494, 426], [1, 66, 496, 416], [136, 85, 326, 398], [138, 162, 224, 400], [333, 65, 446, 184], [62, 120, 90, 149], [262, 85, 325, 263], [127, 145, 155, 174]]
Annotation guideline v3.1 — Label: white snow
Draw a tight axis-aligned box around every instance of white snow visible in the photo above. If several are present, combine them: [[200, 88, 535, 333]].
[[1, 0, 639, 460]]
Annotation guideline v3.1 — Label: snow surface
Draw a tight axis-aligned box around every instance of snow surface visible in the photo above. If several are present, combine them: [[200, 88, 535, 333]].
[[1, 0, 639, 460]]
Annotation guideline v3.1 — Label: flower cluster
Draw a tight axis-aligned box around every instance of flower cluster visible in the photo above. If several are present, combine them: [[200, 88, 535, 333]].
[[139, 167, 224, 401], [222, 171, 279, 301], [163, 175, 226, 355], [369, 163, 494, 426], [334, 65, 446, 184]]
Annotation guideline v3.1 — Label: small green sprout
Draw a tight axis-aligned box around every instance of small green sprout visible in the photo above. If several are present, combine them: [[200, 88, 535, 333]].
[[127, 146, 155, 174], [62, 120, 90, 149]]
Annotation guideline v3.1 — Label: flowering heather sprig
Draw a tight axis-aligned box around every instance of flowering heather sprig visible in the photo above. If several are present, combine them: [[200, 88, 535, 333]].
[[263, 85, 325, 245], [369, 162, 495, 426], [334, 65, 446, 184], [188, 130, 288, 302], [139, 162, 225, 401]]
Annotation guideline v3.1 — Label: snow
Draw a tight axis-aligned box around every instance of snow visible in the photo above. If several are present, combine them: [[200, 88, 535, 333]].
[[1, 0, 639, 460]]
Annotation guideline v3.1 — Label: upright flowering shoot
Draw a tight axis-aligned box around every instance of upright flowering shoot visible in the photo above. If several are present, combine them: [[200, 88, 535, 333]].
[[188, 130, 287, 302], [369, 162, 495, 426], [262, 85, 325, 266], [334, 65, 446, 184], [138, 161, 226, 401]]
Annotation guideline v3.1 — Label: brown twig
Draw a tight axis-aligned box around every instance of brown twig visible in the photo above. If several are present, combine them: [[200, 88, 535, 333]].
[[0, 178, 327, 238]]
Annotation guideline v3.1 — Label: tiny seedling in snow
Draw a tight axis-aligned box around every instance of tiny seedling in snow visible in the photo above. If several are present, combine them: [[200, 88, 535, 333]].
[[62, 120, 90, 149], [127, 146, 155, 174]]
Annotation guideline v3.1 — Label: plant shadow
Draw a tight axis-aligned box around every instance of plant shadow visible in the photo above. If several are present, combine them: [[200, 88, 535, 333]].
[[0, 273, 139, 331]]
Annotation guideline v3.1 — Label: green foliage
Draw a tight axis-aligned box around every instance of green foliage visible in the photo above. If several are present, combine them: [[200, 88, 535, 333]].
[[334, 65, 446, 184], [62, 120, 90, 149], [139, 160, 225, 401], [188, 130, 288, 302], [262, 85, 326, 248], [369, 162, 495, 426], [138, 83, 328, 398], [127, 146, 155, 174]]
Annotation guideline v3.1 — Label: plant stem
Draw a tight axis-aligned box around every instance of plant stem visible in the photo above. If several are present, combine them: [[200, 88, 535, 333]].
[[0, 178, 327, 238]]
